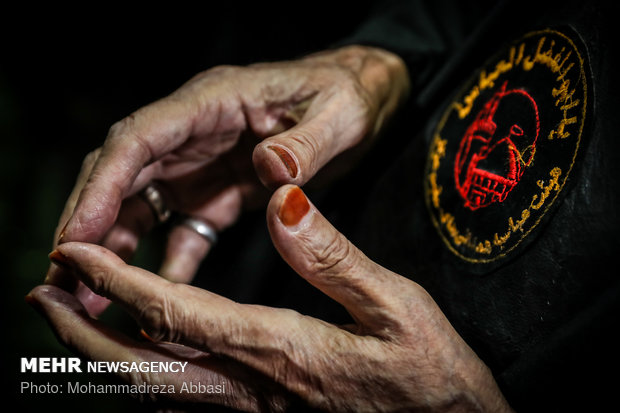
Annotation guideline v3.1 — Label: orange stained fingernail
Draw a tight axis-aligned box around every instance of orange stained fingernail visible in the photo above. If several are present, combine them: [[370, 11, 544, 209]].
[[268, 145, 299, 178], [24, 293, 37, 306], [49, 249, 71, 269], [140, 329, 156, 342], [57, 221, 69, 243], [279, 186, 310, 227]]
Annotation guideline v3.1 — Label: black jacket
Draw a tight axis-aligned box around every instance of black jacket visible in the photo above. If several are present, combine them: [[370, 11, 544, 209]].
[[201, 1, 620, 411], [340, 0, 620, 411]]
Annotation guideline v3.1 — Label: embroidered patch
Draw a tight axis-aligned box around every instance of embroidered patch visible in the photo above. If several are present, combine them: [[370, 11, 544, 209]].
[[424, 29, 589, 264]]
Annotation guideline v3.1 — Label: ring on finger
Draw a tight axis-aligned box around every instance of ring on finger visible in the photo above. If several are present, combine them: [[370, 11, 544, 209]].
[[178, 216, 218, 245], [140, 183, 171, 224]]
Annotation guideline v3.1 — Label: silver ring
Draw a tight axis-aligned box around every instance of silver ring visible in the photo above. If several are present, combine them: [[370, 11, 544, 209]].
[[180, 216, 218, 245], [140, 184, 171, 223]]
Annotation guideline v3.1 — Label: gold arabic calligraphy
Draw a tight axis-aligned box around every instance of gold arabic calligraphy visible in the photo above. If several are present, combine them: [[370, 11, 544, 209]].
[[454, 36, 580, 140]]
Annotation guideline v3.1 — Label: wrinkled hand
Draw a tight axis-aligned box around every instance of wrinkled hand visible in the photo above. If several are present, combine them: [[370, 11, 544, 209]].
[[30, 186, 513, 412], [45, 45, 409, 316]]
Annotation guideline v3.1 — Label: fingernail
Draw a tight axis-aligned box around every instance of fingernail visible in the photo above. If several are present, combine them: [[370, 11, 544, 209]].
[[140, 329, 156, 342], [279, 186, 310, 227], [58, 221, 69, 243], [268, 145, 299, 178], [24, 293, 37, 306], [49, 249, 71, 269]]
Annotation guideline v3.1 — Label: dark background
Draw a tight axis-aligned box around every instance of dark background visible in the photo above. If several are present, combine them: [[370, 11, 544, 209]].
[[1, 3, 374, 411]]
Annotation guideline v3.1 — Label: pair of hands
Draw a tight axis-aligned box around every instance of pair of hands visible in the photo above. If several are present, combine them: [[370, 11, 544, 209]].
[[28, 46, 512, 412]]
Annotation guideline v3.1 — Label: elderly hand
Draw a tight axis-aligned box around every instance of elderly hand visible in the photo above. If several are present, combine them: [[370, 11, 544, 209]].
[[45, 45, 409, 316], [29, 185, 513, 412]]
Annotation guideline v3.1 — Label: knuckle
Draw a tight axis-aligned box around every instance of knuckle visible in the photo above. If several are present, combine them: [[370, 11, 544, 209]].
[[334, 45, 371, 68], [290, 131, 322, 170], [107, 116, 132, 139], [307, 231, 356, 278], [139, 293, 176, 342], [207, 64, 242, 76], [87, 264, 116, 297], [82, 148, 101, 168], [190, 64, 243, 84], [125, 131, 154, 162], [123, 370, 165, 403], [104, 115, 154, 164]]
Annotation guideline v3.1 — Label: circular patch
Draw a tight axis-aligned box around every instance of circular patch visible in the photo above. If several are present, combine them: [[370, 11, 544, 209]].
[[424, 28, 589, 264]]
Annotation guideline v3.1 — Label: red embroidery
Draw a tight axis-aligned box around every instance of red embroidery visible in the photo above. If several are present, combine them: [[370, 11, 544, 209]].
[[454, 82, 540, 210]]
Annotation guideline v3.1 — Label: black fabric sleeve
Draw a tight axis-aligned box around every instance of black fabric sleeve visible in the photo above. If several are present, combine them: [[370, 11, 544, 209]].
[[333, 0, 501, 94]]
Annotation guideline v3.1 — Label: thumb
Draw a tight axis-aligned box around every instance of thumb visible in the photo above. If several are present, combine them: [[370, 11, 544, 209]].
[[252, 92, 371, 188], [266, 185, 409, 333]]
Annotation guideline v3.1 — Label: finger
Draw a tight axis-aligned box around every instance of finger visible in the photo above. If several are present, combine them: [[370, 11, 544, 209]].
[[252, 90, 372, 188], [159, 185, 243, 283], [266, 185, 413, 334], [59, 97, 199, 246], [49, 242, 346, 393], [159, 225, 211, 283], [101, 194, 158, 261], [45, 148, 102, 290], [26, 285, 259, 410], [48, 193, 159, 316], [74, 194, 155, 316], [50, 242, 316, 349], [54, 148, 101, 244]]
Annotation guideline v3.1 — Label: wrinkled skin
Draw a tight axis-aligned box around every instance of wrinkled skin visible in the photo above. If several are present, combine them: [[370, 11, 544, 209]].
[[44, 45, 409, 316], [31, 45, 514, 411], [30, 185, 513, 412]]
